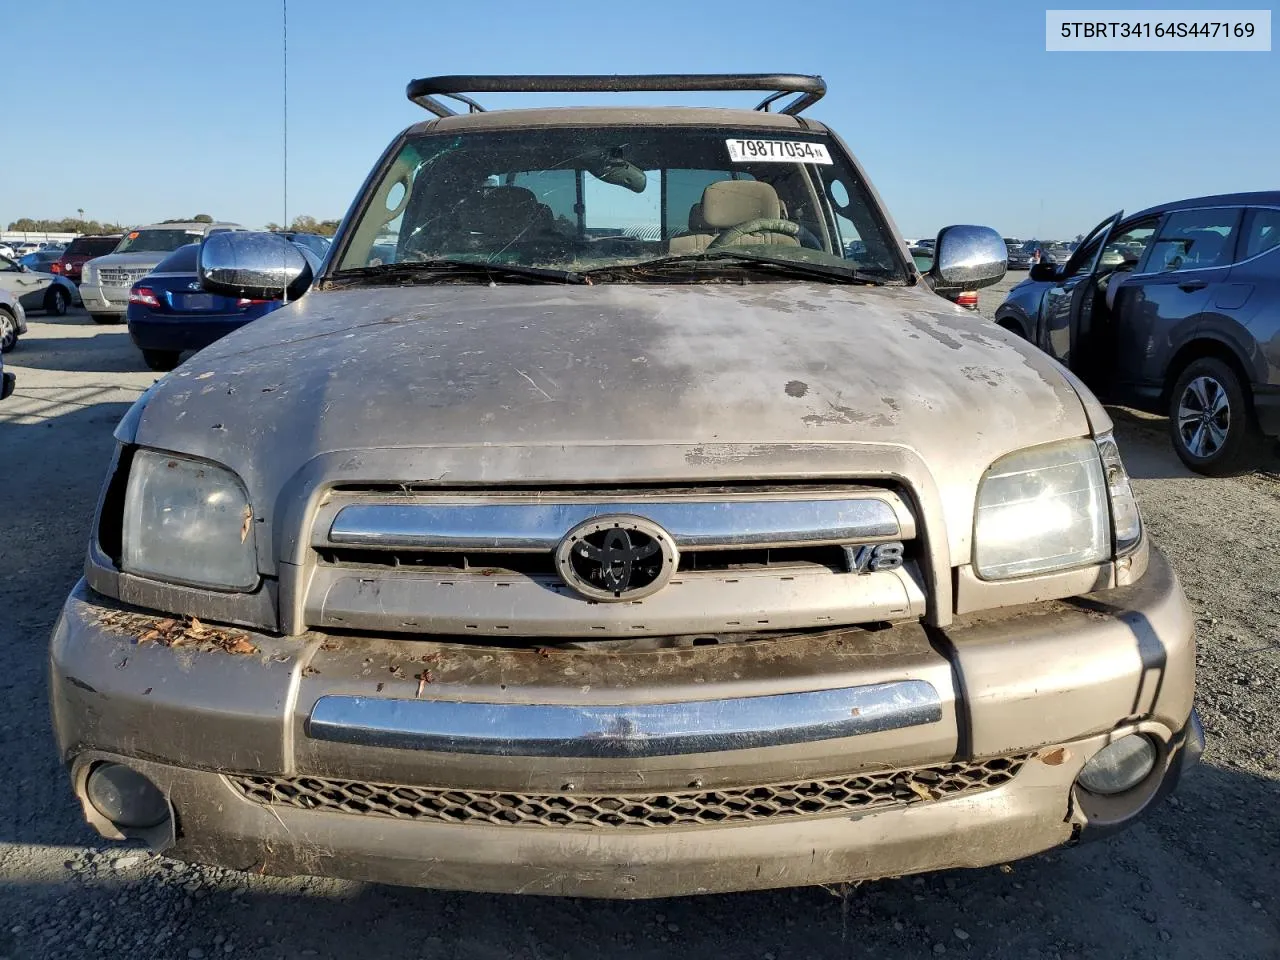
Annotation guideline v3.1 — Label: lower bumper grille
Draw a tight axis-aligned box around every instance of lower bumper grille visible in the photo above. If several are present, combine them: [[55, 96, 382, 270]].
[[227, 755, 1027, 829]]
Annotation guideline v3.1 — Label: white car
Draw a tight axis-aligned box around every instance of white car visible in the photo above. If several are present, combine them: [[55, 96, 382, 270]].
[[0, 253, 79, 321]]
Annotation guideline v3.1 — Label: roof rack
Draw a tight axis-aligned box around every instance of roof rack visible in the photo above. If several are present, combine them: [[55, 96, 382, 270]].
[[405, 73, 827, 119]]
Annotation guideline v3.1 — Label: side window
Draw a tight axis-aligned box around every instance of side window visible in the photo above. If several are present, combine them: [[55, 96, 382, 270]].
[[1102, 219, 1158, 269], [1241, 208, 1280, 260], [1144, 208, 1241, 273], [0, 256, 17, 273]]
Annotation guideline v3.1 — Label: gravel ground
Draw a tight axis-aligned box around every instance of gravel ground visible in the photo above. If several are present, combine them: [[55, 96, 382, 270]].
[[1, 303, 1277, 960]]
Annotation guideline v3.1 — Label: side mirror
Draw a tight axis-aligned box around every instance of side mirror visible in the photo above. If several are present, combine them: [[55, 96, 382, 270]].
[[1028, 262, 1059, 282], [929, 225, 1006, 290], [198, 231, 313, 302]]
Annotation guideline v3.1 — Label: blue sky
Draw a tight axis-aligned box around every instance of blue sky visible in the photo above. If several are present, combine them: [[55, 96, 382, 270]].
[[4, 0, 1275, 239]]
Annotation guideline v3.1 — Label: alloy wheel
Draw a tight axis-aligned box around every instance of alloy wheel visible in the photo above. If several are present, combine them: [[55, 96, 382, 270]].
[[0, 310, 15, 351], [1176, 375, 1230, 459]]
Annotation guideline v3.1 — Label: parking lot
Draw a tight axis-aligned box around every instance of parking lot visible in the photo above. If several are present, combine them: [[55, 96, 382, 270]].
[[0, 295, 1276, 959]]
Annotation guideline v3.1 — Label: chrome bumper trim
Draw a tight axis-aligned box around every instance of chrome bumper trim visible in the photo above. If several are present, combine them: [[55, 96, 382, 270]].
[[325, 495, 912, 552], [306, 681, 942, 757]]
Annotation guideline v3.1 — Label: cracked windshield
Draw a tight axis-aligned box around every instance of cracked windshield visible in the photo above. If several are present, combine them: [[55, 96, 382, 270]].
[[337, 127, 906, 280]]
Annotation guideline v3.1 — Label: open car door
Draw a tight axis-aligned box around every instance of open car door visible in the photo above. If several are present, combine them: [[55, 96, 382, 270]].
[[1037, 211, 1123, 387]]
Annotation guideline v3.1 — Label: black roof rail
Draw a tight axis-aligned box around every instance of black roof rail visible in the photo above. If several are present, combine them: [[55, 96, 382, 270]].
[[405, 74, 826, 118]]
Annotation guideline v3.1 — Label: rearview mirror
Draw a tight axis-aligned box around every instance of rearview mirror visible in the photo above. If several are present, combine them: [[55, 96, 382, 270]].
[[198, 231, 313, 302], [929, 225, 1006, 290]]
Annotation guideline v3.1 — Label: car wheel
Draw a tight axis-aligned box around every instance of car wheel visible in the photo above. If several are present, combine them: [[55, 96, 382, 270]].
[[90, 313, 122, 325], [1168, 357, 1260, 476], [45, 286, 70, 316], [996, 317, 1027, 340], [141, 348, 181, 372], [0, 308, 17, 352]]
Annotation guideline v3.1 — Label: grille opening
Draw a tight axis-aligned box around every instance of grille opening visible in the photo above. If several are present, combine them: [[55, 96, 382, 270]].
[[318, 543, 856, 576], [228, 755, 1028, 829]]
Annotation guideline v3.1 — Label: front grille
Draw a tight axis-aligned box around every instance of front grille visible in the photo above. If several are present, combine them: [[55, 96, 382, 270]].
[[227, 755, 1027, 829], [98, 266, 149, 287]]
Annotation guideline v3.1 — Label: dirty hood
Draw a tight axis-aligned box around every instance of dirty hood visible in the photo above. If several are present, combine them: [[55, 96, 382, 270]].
[[131, 282, 1093, 565]]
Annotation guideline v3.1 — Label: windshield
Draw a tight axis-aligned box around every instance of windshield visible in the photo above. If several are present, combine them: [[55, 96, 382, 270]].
[[67, 237, 121, 257], [335, 126, 907, 282], [116, 228, 204, 254]]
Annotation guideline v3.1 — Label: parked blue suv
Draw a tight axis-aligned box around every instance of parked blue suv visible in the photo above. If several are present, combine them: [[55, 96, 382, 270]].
[[994, 192, 1280, 475]]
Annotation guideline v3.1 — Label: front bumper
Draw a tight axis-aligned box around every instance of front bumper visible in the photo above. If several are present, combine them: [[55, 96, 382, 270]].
[[78, 283, 128, 316], [50, 548, 1199, 897]]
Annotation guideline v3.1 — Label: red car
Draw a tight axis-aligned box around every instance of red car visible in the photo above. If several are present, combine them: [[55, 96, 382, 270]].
[[51, 235, 123, 283]]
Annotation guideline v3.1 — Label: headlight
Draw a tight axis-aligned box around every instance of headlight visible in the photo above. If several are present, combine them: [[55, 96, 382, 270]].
[[973, 438, 1109, 580], [122, 450, 258, 591]]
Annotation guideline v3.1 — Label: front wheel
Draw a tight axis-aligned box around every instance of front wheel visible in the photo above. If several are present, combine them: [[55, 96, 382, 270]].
[[141, 348, 180, 372], [0, 307, 17, 352], [1168, 357, 1260, 476], [45, 285, 70, 316]]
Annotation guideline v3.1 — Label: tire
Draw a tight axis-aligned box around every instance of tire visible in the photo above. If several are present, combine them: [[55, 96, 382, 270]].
[[1168, 357, 1260, 476], [44, 285, 70, 317], [996, 317, 1027, 340], [141, 348, 181, 372], [0, 307, 16, 352], [90, 312, 122, 325]]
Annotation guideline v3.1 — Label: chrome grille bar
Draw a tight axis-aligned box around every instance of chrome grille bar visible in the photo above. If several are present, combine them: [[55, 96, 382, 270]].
[[325, 494, 913, 552], [306, 681, 942, 757]]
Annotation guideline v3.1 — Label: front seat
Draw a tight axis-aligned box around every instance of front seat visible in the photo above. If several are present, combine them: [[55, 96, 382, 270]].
[[471, 186, 554, 240], [669, 180, 800, 254]]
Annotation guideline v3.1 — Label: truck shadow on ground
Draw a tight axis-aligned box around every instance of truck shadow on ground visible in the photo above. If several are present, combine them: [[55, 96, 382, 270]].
[[8, 333, 142, 374]]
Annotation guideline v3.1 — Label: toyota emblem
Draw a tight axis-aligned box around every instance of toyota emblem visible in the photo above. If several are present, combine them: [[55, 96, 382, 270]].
[[554, 515, 679, 602]]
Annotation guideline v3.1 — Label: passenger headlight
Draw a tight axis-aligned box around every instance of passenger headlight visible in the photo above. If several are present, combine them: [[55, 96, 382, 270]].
[[121, 450, 258, 591], [973, 438, 1109, 580]]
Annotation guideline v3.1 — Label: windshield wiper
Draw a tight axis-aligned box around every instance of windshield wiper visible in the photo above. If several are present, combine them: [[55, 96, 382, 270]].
[[330, 258, 586, 286], [583, 250, 892, 285]]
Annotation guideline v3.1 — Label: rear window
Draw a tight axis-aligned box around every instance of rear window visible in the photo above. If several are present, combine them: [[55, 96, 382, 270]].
[[66, 236, 122, 257], [116, 229, 204, 254], [153, 244, 201, 273]]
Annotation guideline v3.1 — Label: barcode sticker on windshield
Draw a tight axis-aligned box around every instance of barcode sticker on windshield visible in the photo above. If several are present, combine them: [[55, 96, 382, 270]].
[[725, 139, 833, 164]]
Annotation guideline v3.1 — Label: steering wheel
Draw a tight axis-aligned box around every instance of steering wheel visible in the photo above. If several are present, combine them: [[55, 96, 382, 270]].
[[708, 218, 800, 250]]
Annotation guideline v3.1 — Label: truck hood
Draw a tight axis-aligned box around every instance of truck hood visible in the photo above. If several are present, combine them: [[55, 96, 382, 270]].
[[130, 281, 1093, 566]]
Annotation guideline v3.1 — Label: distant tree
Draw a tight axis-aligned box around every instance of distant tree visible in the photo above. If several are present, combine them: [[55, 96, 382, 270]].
[[264, 222, 282, 232], [6, 216, 128, 234], [284, 214, 340, 237], [192, 213, 214, 223]]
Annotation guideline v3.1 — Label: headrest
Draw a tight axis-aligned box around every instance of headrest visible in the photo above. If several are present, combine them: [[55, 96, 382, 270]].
[[702, 180, 782, 228]]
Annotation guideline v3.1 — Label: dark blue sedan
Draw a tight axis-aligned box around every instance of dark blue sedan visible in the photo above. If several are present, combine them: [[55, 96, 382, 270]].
[[126, 244, 288, 371]]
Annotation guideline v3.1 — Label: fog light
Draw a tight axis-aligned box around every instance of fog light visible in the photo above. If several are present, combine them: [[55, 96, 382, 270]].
[[85, 763, 169, 828], [1077, 735, 1157, 796]]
